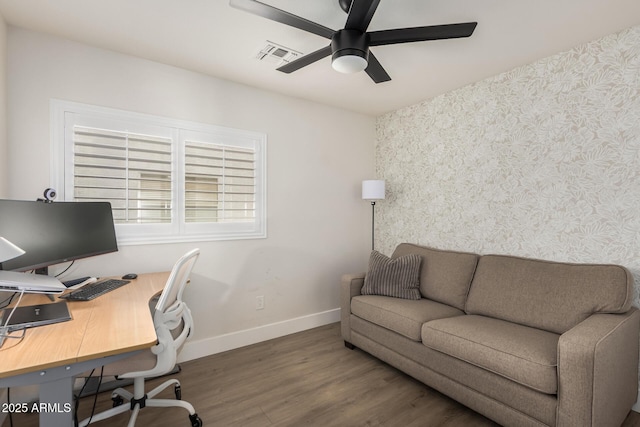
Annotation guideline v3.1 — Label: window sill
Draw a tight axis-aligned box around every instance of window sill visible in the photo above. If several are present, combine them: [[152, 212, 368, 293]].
[[116, 231, 267, 246]]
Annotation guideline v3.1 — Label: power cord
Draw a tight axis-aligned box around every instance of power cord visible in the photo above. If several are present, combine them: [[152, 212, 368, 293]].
[[73, 367, 104, 427], [55, 261, 75, 278], [0, 291, 25, 349], [74, 368, 95, 427], [0, 328, 26, 351], [0, 292, 17, 310], [7, 387, 12, 427]]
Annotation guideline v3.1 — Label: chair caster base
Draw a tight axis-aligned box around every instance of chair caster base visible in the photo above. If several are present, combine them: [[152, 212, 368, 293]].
[[189, 413, 203, 426], [112, 396, 124, 407]]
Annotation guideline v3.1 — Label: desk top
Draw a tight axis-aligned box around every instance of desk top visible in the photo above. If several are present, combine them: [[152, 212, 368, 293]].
[[0, 272, 169, 379]]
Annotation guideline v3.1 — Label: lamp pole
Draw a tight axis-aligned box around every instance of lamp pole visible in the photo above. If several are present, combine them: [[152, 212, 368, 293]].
[[362, 180, 385, 251], [370, 201, 376, 250]]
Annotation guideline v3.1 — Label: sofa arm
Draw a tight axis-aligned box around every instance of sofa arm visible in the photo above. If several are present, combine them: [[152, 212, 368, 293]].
[[557, 308, 640, 427], [340, 273, 365, 343]]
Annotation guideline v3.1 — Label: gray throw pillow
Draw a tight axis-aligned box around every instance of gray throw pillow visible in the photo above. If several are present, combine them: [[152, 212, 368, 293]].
[[362, 250, 422, 300]]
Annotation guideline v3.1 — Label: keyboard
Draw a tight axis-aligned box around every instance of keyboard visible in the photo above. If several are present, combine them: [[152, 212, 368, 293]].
[[60, 278, 130, 301]]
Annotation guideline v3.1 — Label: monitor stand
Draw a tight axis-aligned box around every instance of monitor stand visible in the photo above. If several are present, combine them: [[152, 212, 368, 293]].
[[35, 267, 55, 301]]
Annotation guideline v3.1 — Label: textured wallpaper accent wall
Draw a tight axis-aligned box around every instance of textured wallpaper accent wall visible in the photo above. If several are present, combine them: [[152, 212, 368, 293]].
[[376, 25, 640, 306]]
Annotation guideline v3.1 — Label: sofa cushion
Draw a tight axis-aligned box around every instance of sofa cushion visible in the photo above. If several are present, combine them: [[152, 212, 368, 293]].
[[465, 255, 633, 334], [351, 295, 463, 342], [422, 315, 560, 394], [391, 243, 478, 310], [362, 250, 421, 300]]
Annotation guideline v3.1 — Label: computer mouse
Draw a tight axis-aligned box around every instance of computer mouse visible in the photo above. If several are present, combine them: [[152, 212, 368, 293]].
[[122, 273, 138, 280]]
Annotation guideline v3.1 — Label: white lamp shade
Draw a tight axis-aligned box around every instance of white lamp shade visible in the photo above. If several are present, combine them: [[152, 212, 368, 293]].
[[362, 180, 385, 200], [332, 55, 368, 74], [0, 237, 25, 263]]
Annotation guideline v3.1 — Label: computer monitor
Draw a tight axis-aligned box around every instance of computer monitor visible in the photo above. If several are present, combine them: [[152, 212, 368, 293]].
[[0, 199, 118, 273]]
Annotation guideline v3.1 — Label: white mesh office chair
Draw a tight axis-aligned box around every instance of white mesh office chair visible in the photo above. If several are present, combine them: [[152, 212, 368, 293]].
[[79, 248, 203, 427]]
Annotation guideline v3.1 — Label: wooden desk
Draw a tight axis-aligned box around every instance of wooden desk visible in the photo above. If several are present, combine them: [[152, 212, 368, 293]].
[[0, 272, 168, 427]]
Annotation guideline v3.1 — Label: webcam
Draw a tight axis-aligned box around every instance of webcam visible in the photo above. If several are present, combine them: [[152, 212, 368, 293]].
[[37, 188, 57, 203]]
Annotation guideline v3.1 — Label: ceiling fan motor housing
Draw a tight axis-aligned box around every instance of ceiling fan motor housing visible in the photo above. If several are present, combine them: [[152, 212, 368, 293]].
[[331, 29, 369, 73]]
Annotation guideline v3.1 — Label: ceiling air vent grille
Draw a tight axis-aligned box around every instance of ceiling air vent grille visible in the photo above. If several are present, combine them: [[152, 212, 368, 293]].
[[255, 41, 302, 66]]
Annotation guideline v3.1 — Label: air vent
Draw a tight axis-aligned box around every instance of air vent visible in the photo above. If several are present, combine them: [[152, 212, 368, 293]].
[[255, 41, 302, 66]]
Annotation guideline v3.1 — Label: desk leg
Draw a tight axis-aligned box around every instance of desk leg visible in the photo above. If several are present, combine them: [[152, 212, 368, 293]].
[[0, 352, 141, 427], [39, 375, 74, 427]]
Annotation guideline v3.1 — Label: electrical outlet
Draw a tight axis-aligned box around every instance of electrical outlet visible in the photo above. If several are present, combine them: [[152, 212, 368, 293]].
[[256, 295, 265, 310]]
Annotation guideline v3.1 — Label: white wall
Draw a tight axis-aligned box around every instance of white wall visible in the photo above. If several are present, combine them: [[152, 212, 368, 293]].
[[6, 27, 375, 358], [0, 9, 8, 425], [0, 15, 6, 198]]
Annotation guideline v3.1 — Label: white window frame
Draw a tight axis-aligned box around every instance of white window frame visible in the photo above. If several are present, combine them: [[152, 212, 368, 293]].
[[50, 100, 267, 245]]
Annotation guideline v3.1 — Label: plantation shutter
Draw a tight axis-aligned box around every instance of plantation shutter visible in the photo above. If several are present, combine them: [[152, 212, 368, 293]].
[[184, 141, 256, 223], [55, 101, 266, 243], [72, 126, 173, 224]]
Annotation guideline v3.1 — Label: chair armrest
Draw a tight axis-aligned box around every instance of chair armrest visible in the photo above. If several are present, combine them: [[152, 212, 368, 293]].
[[340, 273, 365, 343], [557, 308, 640, 427]]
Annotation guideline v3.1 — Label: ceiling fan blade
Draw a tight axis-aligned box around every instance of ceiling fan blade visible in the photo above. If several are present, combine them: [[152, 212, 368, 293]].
[[368, 22, 477, 46], [365, 52, 391, 83], [344, 0, 381, 32], [230, 0, 335, 39], [277, 45, 332, 74]]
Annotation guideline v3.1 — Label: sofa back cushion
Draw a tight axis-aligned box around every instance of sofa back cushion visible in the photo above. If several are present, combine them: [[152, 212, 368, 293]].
[[391, 243, 479, 310], [465, 255, 633, 334]]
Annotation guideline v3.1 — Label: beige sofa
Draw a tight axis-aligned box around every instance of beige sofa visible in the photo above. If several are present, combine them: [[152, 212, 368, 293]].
[[341, 243, 640, 427]]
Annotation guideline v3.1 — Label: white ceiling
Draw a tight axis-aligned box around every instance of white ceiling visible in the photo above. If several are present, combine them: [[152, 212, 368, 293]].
[[0, 0, 639, 116]]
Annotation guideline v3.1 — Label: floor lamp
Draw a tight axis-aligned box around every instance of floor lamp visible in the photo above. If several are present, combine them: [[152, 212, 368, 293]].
[[362, 180, 385, 250]]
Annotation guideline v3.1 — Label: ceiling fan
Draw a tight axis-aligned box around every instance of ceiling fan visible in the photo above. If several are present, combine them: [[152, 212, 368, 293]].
[[229, 0, 477, 83]]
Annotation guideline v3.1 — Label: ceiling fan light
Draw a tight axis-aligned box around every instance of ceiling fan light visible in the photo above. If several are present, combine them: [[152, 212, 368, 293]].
[[332, 52, 368, 74]]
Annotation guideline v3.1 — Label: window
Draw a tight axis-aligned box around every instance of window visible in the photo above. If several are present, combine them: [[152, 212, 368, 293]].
[[72, 126, 174, 224], [51, 101, 267, 244], [183, 137, 257, 224]]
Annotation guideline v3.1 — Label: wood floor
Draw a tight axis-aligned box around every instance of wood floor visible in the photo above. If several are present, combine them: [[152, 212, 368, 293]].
[[4, 322, 640, 427]]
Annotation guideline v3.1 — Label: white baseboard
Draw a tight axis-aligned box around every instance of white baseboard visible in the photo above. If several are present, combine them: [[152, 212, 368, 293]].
[[178, 308, 341, 363]]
